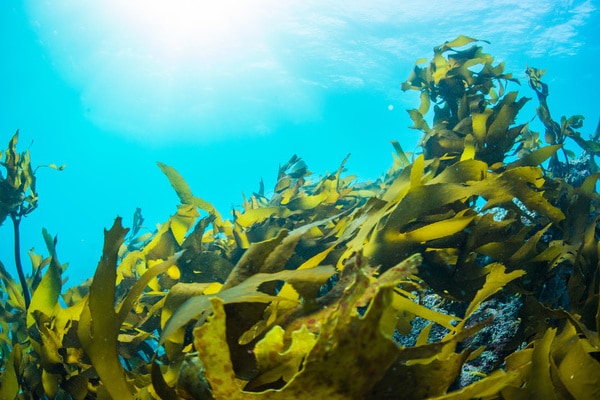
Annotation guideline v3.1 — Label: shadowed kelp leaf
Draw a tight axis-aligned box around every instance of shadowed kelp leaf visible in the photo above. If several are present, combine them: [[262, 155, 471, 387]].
[[370, 347, 472, 399], [268, 289, 399, 398], [222, 230, 289, 290], [182, 252, 422, 398], [159, 282, 221, 363], [160, 265, 335, 346], [143, 204, 198, 261], [224, 213, 341, 290], [192, 289, 402, 398]]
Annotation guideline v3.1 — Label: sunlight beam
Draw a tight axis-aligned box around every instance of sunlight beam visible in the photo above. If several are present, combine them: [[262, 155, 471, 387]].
[[108, 0, 271, 63]]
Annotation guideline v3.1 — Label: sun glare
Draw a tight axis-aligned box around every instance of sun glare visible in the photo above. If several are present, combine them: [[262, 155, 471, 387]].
[[109, 0, 272, 63]]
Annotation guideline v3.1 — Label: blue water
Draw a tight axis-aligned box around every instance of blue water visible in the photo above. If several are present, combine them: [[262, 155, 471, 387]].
[[1, 1, 599, 286]]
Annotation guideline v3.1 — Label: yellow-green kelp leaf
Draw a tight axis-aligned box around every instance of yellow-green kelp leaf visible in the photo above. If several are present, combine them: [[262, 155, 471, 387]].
[[529, 326, 559, 399], [486, 92, 529, 147], [0, 261, 26, 310], [368, 318, 492, 399], [242, 248, 380, 345], [157, 162, 194, 204], [235, 206, 292, 228], [386, 211, 475, 244], [408, 109, 431, 132], [459, 134, 476, 161], [161, 283, 217, 330], [0, 349, 19, 400], [143, 204, 199, 260], [249, 325, 317, 389], [418, 90, 431, 115], [390, 140, 412, 168], [192, 297, 249, 399], [472, 109, 493, 143], [551, 321, 600, 399], [391, 293, 459, 331], [77, 218, 134, 399], [26, 259, 61, 328], [428, 370, 523, 400], [439, 35, 481, 50], [30, 310, 63, 371], [160, 282, 218, 362], [358, 253, 422, 305], [115, 253, 182, 322], [225, 214, 340, 289], [500, 321, 600, 400], [287, 190, 333, 211], [269, 252, 417, 340], [506, 144, 561, 168], [157, 161, 222, 220], [476, 166, 565, 223], [459, 263, 525, 328]]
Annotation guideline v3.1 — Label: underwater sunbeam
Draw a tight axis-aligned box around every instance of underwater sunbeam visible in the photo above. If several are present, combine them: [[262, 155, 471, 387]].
[[25, 0, 301, 142]]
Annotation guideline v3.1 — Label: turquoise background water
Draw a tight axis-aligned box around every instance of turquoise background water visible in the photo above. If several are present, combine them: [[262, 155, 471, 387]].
[[1, 1, 598, 286]]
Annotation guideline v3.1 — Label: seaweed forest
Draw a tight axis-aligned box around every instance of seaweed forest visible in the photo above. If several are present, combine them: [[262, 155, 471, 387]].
[[1, 36, 600, 399]]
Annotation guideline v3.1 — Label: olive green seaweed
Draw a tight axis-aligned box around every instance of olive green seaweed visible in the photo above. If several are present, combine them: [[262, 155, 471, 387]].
[[1, 36, 600, 399], [0, 132, 63, 310]]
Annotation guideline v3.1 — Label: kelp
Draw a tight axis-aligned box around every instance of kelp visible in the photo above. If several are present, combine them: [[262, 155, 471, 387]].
[[526, 66, 600, 175], [403, 36, 523, 165], [2, 36, 600, 399], [0, 132, 63, 309]]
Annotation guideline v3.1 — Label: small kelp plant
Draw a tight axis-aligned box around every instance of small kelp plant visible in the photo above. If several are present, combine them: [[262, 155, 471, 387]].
[[1, 36, 600, 399], [0, 131, 64, 309]]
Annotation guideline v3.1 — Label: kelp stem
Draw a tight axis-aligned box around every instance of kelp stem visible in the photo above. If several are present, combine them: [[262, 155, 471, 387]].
[[11, 213, 30, 309]]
